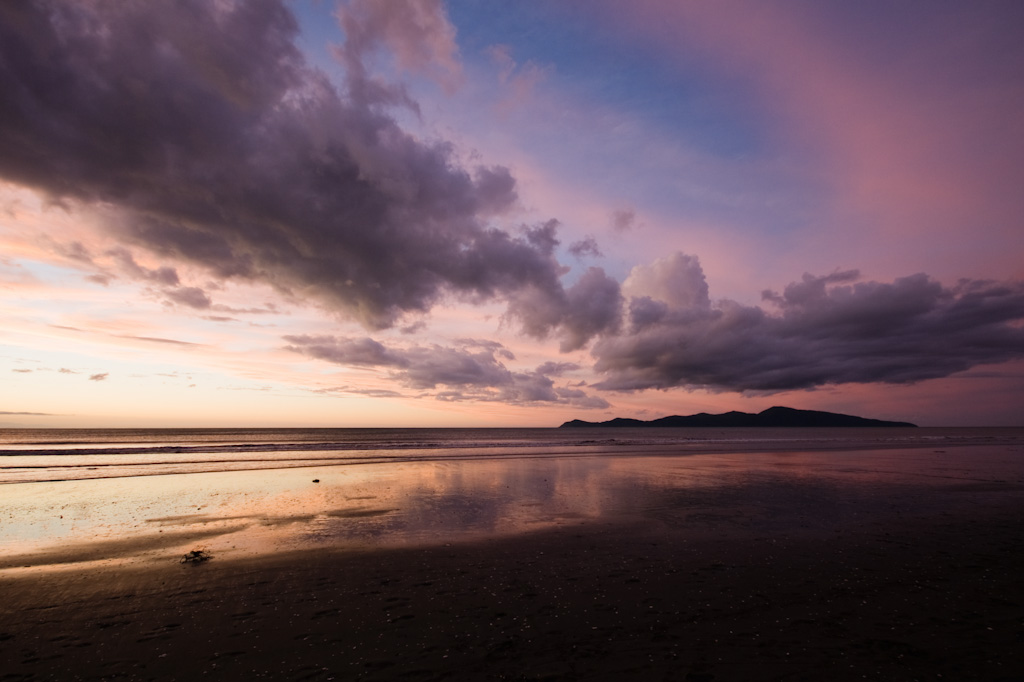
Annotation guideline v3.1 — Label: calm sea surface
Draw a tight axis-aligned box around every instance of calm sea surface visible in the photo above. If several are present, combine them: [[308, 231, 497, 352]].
[[2, 426, 1022, 485], [2, 427, 1023, 570]]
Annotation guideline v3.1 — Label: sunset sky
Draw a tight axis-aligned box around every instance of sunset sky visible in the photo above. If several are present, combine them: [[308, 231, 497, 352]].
[[2, 0, 1023, 428]]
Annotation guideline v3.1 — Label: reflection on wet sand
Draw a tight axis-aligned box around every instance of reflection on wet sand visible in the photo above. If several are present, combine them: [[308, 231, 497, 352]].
[[3, 441, 1023, 682], [2, 444, 1022, 572]]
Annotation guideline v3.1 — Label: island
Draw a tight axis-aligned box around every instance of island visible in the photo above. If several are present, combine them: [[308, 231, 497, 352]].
[[560, 405, 917, 428]]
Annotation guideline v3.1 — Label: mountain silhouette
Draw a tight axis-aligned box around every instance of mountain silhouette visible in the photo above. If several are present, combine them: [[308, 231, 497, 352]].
[[560, 406, 916, 428]]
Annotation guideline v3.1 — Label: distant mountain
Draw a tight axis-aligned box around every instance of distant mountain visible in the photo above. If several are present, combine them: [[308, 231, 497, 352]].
[[560, 406, 917, 428]]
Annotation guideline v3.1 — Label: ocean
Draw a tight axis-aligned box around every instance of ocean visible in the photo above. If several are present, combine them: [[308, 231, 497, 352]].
[[3, 426, 1022, 485], [2, 427, 1023, 571]]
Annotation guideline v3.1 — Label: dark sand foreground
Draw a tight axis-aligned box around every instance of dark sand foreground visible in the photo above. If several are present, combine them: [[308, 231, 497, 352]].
[[2, 452, 1023, 681]]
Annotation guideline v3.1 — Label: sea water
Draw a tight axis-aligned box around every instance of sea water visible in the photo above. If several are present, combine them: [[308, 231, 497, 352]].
[[3, 426, 1021, 484], [1, 427, 1022, 571]]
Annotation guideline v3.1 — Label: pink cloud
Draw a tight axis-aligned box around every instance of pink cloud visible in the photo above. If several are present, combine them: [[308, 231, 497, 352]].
[[335, 0, 463, 93], [486, 44, 549, 116]]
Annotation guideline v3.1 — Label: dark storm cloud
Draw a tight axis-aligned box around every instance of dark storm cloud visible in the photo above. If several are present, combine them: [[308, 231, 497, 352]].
[[0, 0, 616, 347], [592, 253, 1024, 392], [284, 335, 609, 408], [506, 267, 623, 352]]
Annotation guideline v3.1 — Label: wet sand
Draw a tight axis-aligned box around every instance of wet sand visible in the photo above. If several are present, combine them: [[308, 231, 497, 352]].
[[2, 447, 1023, 681]]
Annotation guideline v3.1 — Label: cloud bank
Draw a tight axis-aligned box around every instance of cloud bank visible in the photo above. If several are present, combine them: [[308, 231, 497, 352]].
[[284, 335, 609, 408], [0, 0, 618, 349], [592, 254, 1024, 393], [288, 253, 1024, 402]]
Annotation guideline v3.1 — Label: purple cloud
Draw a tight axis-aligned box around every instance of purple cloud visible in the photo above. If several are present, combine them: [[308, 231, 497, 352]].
[[610, 208, 637, 232], [506, 266, 623, 352], [107, 248, 180, 287], [0, 0, 613, 349], [568, 237, 602, 259], [54, 241, 94, 264], [163, 286, 213, 310], [316, 386, 405, 399], [284, 335, 609, 409], [591, 253, 1024, 392]]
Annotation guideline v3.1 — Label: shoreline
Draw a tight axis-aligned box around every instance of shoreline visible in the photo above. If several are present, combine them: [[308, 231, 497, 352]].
[[2, 503, 1022, 680], [5, 444, 1022, 569], [2, 443, 1023, 680], [4, 426, 1022, 487]]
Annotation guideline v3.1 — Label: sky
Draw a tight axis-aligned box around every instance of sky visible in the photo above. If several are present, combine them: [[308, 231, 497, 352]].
[[2, 0, 1024, 428]]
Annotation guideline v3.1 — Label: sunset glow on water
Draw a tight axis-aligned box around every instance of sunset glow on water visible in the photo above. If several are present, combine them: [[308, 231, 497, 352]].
[[3, 428, 1022, 572]]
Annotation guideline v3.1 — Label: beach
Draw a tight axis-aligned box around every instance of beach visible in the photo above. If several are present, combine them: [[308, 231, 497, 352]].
[[2, 435, 1023, 680]]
